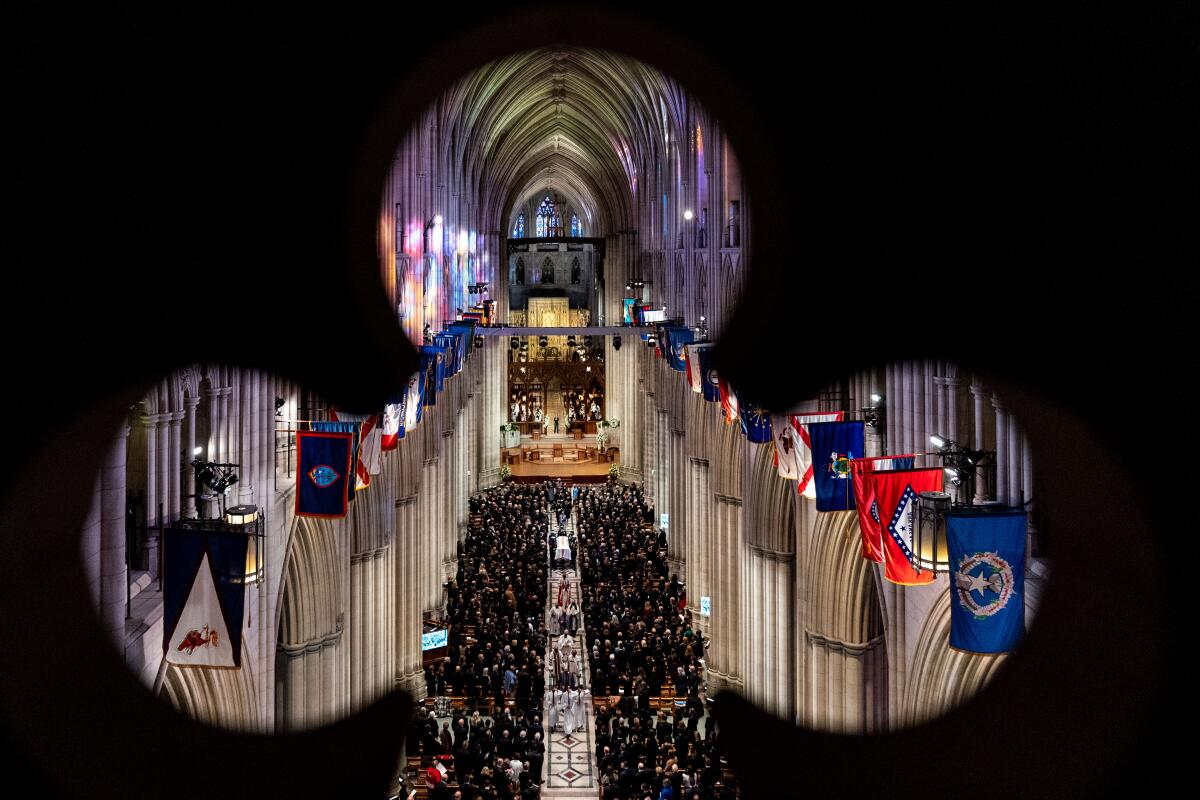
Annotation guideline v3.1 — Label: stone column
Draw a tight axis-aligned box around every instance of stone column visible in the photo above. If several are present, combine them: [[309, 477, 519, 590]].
[[168, 410, 184, 522], [1008, 413, 1022, 508], [184, 395, 199, 517], [993, 393, 1009, 505], [100, 423, 132, 640], [945, 371, 961, 444], [969, 380, 988, 504]]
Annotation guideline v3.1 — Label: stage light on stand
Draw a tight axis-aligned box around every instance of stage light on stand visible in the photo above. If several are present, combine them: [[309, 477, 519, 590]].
[[870, 393, 882, 403], [683, 209, 694, 221], [930, 434, 947, 449]]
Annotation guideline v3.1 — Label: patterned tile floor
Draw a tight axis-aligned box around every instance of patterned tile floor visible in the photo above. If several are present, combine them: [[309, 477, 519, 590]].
[[542, 512, 598, 796]]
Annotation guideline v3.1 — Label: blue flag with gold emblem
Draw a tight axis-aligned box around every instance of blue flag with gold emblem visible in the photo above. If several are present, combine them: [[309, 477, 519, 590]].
[[419, 345, 445, 403], [947, 510, 1027, 654], [735, 390, 773, 443], [295, 431, 353, 517], [808, 420, 865, 511]]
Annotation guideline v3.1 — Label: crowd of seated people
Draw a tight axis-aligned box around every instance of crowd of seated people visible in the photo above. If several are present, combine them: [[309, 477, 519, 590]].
[[576, 482, 736, 799], [405, 482, 561, 799]]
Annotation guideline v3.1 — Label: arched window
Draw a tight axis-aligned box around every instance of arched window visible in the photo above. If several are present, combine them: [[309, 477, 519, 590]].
[[536, 196, 554, 238], [570, 213, 581, 237], [512, 213, 525, 238], [541, 257, 555, 284]]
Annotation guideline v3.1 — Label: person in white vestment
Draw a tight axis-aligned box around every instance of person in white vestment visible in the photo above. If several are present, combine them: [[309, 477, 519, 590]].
[[550, 603, 563, 635], [571, 684, 589, 734], [573, 686, 588, 734], [546, 688, 559, 731], [564, 690, 583, 734], [554, 687, 568, 732], [563, 686, 579, 733]]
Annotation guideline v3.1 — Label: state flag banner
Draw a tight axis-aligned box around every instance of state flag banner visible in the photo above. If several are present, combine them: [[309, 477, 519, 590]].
[[791, 412, 845, 498], [162, 528, 249, 668], [406, 369, 423, 428], [313, 420, 360, 503], [664, 326, 695, 371], [718, 377, 739, 425], [849, 455, 917, 561], [332, 411, 382, 489], [382, 399, 403, 451], [867, 467, 944, 585], [772, 415, 803, 479], [737, 391, 773, 444], [807, 420, 863, 510], [699, 347, 721, 402], [685, 343, 712, 394], [296, 430, 353, 517], [947, 510, 1027, 654]]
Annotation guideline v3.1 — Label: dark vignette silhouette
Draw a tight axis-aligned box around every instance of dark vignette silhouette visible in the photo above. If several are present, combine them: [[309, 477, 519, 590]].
[[4, 3, 1192, 798]]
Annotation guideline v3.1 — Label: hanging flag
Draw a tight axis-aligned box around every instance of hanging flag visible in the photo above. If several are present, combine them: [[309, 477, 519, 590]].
[[947, 510, 1027, 653], [297, 430, 353, 515], [405, 369, 423, 428], [419, 345, 445, 403], [311, 422, 359, 504], [331, 410, 382, 489], [663, 326, 695, 371], [718, 377, 739, 424], [432, 333, 461, 376], [736, 390, 773, 444], [808, 420, 865, 511], [868, 467, 944, 585], [772, 415, 804, 479], [163, 528, 249, 668], [449, 321, 475, 357], [382, 393, 403, 451], [699, 347, 721, 402], [326, 410, 376, 491], [791, 411, 846, 498], [849, 454, 917, 561], [684, 343, 711, 393]]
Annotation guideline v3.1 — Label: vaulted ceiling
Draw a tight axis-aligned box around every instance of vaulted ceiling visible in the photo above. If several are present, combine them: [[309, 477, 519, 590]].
[[435, 47, 691, 235]]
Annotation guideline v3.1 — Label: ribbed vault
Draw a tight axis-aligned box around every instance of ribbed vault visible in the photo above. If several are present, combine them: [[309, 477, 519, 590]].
[[438, 47, 689, 235]]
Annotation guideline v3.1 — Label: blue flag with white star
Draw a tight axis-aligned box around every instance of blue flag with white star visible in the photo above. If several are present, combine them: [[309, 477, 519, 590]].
[[947, 510, 1027, 653], [808, 420, 865, 511], [736, 390, 773, 443]]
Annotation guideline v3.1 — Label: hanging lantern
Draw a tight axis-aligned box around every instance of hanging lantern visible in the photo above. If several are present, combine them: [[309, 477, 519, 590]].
[[913, 491, 952, 574]]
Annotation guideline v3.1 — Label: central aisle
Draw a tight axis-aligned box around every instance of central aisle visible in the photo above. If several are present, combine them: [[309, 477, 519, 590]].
[[541, 508, 599, 797]]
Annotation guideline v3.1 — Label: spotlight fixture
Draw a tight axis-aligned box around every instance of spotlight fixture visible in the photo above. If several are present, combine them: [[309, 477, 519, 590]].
[[432, 214, 443, 226], [192, 459, 240, 495], [612, 337, 622, 351], [683, 209, 694, 221], [474, 335, 484, 348], [567, 335, 576, 347], [510, 336, 520, 350], [930, 434, 947, 450], [646, 335, 657, 348], [584, 335, 593, 347], [538, 335, 548, 348], [193, 446, 203, 456], [870, 393, 882, 403]]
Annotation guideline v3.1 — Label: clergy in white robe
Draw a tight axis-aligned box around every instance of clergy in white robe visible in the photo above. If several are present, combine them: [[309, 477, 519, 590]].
[[550, 604, 563, 634], [564, 686, 578, 734], [570, 685, 588, 733], [546, 688, 560, 731], [554, 688, 569, 732]]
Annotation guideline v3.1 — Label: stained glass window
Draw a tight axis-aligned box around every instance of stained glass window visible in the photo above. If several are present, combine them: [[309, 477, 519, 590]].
[[536, 196, 554, 238], [570, 214, 581, 237], [512, 213, 525, 238]]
